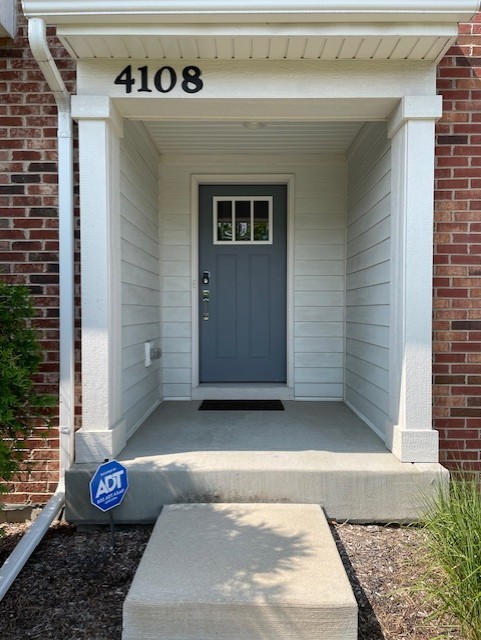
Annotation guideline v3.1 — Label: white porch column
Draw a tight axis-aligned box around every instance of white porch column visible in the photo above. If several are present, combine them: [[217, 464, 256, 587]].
[[72, 96, 125, 463], [386, 95, 442, 463]]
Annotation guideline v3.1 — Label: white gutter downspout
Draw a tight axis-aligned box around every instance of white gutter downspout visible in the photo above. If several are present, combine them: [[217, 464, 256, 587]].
[[0, 16, 75, 601]]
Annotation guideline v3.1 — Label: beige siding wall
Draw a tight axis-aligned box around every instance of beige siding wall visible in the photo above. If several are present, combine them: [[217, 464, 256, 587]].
[[159, 153, 346, 399], [345, 122, 391, 435], [120, 121, 162, 434]]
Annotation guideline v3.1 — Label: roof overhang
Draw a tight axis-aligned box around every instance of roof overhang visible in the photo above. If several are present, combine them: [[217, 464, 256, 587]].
[[21, 1, 481, 62]]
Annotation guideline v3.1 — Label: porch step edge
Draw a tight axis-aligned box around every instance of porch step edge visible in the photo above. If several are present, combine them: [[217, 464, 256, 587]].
[[66, 462, 448, 524]]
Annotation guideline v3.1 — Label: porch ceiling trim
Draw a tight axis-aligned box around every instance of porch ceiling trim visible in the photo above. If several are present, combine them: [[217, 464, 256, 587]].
[[21, 1, 480, 62]]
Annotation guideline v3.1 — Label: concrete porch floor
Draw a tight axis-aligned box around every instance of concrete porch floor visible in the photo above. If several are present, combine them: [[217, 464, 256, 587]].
[[65, 401, 448, 524]]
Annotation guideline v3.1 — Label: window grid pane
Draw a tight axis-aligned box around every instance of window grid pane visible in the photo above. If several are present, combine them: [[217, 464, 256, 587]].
[[216, 200, 232, 241], [235, 200, 251, 241], [213, 196, 272, 245], [253, 200, 269, 241]]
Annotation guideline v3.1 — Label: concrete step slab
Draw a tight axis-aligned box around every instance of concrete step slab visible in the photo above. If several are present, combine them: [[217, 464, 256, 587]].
[[122, 503, 357, 640], [67, 457, 448, 524]]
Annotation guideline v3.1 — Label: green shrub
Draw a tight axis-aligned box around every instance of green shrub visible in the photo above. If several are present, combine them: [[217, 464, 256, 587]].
[[0, 282, 54, 495], [420, 474, 481, 640]]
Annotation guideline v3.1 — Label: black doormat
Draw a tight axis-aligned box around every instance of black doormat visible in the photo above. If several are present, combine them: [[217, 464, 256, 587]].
[[199, 399, 284, 411]]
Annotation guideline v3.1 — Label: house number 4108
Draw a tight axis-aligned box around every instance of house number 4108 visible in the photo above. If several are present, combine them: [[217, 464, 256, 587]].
[[114, 65, 204, 94]]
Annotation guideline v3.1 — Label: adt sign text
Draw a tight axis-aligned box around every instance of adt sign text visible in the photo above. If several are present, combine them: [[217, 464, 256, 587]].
[[90, 460, 129, 512]]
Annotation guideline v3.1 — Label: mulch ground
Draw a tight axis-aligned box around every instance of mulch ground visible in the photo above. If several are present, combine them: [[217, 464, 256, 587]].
[[0, 519, 463, 639]]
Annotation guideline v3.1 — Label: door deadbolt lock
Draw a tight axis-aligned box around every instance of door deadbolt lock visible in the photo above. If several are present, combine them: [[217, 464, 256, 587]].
[[202, 271, 210, 285]]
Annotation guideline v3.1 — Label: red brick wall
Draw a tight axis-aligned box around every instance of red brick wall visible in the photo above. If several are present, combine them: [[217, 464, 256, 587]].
[[434, 14, 481, 472], [0, 6, 76, 509]]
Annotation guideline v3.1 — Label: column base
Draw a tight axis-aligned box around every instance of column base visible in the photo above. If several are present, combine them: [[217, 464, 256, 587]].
[[386, 423, 439, 463], [75, 420, 127, 463]]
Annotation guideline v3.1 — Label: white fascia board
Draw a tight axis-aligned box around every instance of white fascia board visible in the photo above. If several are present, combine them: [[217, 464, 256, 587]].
[[21, 0, 481, 24]]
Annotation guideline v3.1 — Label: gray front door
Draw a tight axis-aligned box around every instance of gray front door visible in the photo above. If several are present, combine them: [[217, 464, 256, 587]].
[[199, 184, 287, 382]]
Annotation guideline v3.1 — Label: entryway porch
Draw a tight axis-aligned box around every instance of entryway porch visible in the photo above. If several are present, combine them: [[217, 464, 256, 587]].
[[65, 401, 447, 524]]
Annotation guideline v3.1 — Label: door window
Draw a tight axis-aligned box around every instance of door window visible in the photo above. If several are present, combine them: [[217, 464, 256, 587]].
[[213, 196, 273, 245]]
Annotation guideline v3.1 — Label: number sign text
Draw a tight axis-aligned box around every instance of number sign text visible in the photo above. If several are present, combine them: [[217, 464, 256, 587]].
[[114, 65, 203, 94]]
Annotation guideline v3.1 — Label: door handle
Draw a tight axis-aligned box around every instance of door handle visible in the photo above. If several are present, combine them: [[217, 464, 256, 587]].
[[202, 289, 209, 320]]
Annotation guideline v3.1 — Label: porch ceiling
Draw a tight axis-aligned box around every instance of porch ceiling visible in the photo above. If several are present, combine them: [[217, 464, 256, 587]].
[[143, 120, 365, 155]]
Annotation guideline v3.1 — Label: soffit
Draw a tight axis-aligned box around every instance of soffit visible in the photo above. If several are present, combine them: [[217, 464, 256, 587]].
[[57, 25, 456, 62], [143, 120, 365, 155]]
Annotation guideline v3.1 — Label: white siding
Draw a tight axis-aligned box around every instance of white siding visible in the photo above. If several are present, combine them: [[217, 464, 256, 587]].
[[159, 154, 346, 399], [294, 161, 345, 398], [345, 122, 391, 435], [121, 122, 162, 433]]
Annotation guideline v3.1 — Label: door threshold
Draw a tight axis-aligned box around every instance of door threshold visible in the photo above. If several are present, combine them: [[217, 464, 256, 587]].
[[192, 384, 294, 401]]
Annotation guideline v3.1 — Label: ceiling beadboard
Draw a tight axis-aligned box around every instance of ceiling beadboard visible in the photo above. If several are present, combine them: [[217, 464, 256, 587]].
[[143, 120, 365, 154], [65, 34, 449, 61]]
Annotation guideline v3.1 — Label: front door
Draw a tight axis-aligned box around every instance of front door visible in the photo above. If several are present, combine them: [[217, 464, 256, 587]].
[[199, 184, 287, 383]]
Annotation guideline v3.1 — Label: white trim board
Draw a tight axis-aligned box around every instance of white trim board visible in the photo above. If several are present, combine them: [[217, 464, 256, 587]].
[[192, 385, 295, 401]]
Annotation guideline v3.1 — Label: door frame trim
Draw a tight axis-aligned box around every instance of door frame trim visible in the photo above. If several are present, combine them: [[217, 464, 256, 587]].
[[191, 173, 295, 392]]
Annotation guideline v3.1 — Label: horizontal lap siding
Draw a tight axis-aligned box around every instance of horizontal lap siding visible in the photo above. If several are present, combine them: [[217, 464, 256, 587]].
[[294, 162, 346, 398], [346, 123, 391, 434], [159, 157, 193, 399], [121, 122, 162, 433], [159, 154, 345, 399]]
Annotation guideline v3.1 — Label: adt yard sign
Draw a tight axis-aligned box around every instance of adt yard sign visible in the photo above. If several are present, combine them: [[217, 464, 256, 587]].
[[90, 460, 129, 512]]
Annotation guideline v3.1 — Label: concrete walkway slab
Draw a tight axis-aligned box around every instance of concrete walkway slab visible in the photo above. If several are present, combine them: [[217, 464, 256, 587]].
[[123, 503, 357, 640]]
